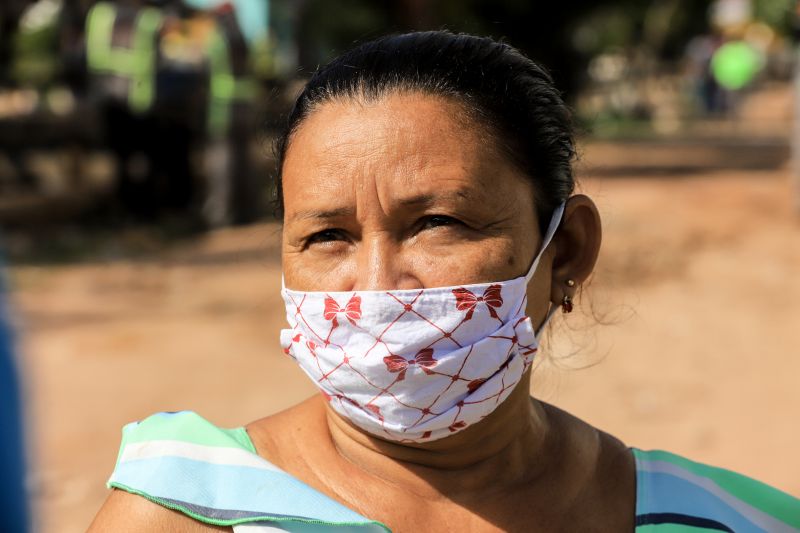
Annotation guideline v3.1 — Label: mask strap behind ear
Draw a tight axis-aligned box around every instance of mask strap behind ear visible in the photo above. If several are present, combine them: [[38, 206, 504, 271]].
[[524, 201, 566, 283]]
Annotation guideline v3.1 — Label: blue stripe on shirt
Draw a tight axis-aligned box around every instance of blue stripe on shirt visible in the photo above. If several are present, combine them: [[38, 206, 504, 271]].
[[111, 456, 372, 525]]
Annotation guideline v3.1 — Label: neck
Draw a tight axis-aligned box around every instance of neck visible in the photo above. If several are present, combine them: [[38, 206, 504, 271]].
[[324, 372, 557, 494]]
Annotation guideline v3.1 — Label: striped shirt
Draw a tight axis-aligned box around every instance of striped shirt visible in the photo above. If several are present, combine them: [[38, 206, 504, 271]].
[[107, 411, 800, 532]]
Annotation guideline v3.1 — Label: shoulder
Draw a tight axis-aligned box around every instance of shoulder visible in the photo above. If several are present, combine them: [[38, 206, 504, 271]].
[[97, 411, 257, 530], [113, 410, 255, 452], [107, 410, 258, 491], [89, 489, 230, 532], [633, 448, 800, 532], [109, 410, 258, 477]]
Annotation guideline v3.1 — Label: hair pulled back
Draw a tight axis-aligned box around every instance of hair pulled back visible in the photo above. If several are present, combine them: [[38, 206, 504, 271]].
[[274, 30, 576, 232]]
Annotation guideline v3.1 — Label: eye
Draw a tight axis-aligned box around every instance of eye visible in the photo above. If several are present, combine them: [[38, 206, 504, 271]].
[[305, 229, 348, 247], [419, 215, 460, 231]]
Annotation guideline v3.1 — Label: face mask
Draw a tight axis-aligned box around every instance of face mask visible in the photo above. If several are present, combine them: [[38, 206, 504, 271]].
[[280, 203, 565, 442]]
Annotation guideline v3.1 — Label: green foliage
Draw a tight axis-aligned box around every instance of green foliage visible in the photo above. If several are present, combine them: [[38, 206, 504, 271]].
[[12, 21, 59, 87], [8, 0, 63, 87], [752, 0, 793, 31], [296, 0, 389, 70], [292, 0, 718, 97]]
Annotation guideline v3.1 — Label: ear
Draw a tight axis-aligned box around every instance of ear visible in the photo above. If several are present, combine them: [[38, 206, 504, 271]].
[[549, 194, 602, 305]]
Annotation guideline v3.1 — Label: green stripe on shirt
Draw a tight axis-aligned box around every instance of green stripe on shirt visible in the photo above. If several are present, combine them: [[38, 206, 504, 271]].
[[120, 412, 255, 451], [634, 449, 800, 529]]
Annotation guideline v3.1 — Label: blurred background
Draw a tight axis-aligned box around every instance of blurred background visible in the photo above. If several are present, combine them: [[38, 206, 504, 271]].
[[0, 0, 798, 531]]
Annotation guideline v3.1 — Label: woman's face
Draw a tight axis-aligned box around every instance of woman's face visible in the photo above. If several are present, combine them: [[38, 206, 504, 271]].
[[281, 92, 553, 315]]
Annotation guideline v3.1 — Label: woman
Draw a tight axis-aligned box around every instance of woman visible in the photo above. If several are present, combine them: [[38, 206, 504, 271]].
[[90, 32, 800, 532]]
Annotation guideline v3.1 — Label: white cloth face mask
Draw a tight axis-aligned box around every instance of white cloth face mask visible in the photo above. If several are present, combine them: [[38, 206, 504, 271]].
[[280, 202, 565, 442]]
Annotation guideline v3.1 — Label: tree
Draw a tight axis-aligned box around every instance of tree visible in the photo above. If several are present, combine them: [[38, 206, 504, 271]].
[[291, 0, 716, 99]]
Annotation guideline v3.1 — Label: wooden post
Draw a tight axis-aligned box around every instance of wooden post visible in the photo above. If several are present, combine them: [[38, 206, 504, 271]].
[[794, 2, 800, 213], [794, 47, 800, 213]]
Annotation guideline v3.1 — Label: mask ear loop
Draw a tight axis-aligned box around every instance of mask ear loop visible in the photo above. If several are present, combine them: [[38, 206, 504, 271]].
[[521, 201, 566, 340], [524, 202, 566, 283]]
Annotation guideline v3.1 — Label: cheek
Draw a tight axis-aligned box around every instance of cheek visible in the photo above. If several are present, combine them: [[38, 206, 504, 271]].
[[282, 246, 356, 291], [407, 235, 531, 286]]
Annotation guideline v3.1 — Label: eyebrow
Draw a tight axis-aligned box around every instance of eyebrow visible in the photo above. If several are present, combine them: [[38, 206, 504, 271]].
[[287, 206, 355, 223], [287, 190, 474, 222], [398, 191, 472, 207]]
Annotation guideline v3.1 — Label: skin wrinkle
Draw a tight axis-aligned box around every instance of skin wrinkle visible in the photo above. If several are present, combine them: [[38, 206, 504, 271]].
[[282, 94, 540, 293], [326, 429, 544, 504]]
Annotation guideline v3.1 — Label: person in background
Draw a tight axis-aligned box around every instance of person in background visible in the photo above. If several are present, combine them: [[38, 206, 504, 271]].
[[149, 0, 204, 217], [0, 258, 29, 533], [85, 0, 164, 219], [202, 1, 257, 227]]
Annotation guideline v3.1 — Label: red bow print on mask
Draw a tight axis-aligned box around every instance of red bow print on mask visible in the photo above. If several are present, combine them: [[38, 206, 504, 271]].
[[305, 340, 318, 357], [323, 294, 362, 328], [383, 348, 438, 381], [452, 284, 503, 320], [364, 404, 383, 422]]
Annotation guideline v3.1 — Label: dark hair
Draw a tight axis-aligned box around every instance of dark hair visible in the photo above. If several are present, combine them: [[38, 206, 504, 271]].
[[274, 30, 576, 232]]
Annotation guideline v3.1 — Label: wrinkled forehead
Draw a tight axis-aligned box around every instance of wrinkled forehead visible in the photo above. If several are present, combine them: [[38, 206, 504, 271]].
[[281, 92, 531, 219]]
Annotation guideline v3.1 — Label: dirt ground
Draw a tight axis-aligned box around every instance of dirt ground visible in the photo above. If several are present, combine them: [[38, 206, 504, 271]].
[[8, 144, 800, 532]]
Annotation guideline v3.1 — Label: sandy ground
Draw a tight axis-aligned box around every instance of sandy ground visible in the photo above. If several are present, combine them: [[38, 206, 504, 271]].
[[8, 146, 800, 532]]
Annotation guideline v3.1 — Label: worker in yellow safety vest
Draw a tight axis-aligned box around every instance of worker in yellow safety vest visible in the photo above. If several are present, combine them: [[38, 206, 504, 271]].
[[85, 1, 166, 219], [85, 1, 163, 114], [206, 4, 256, 139], [203, 3, 258, 227]]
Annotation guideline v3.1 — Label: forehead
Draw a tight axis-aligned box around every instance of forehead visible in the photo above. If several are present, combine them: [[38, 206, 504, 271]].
[[281, 92, 527, 214]]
